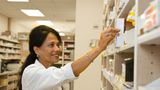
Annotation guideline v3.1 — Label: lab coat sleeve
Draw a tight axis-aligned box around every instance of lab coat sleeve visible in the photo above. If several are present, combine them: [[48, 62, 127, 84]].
[[22, 62, 77, 90]]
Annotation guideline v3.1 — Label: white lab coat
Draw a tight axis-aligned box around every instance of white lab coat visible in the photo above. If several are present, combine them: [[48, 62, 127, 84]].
[[22, 59, 77, 90]]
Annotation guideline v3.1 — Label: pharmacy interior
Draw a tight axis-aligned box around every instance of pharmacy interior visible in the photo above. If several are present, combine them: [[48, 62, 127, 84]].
[[0, 0, 160, 90]]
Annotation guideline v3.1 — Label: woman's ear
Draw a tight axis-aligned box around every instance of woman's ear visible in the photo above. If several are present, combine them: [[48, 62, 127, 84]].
[[33, 46, 40, 55]]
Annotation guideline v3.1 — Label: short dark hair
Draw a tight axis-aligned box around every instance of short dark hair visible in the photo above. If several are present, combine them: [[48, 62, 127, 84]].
[[18, 25, 62, 90]]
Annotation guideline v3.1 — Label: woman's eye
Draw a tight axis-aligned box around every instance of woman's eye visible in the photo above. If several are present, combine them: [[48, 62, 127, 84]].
[[48, 43, 61, 48], [48, 43, 54, 48], [56, 43, 62, 48]]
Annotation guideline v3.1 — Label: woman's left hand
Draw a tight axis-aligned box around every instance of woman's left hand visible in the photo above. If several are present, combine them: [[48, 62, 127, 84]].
[[98, 27, 119, 51]]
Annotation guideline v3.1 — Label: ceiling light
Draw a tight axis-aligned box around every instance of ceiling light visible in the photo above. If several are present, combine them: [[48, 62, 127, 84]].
[[59, 33, 65, 36], [36, 20, 53, 26], [21, 9, 44, 17], [7, 0, 29, 2]]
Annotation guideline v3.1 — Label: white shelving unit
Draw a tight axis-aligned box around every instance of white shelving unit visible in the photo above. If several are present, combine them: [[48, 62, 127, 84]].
[[0, 37, 21, 61], [54, 40, 75, 66], [0, 36, 21, 90], [62, 40, 75, 90], [138, 27, 160, 45], [135, 0, 160, 90], [55, 36, 75, 90], [62, 40, 74, 65], [101, 0, 160, 90], [117, 0, 135, 18], [0, 71, 19, 90]]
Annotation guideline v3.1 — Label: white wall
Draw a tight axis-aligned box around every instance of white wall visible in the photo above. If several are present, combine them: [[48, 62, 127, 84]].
[[0, 15, 30, 35], [74, 0, 103, 90], [0, 14, 8, 33], [0, 14, 30, 35], [10, 19, 31, 34]]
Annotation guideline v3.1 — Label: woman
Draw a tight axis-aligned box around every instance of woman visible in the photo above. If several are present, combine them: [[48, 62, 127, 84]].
[[19, 25, 119, 90]]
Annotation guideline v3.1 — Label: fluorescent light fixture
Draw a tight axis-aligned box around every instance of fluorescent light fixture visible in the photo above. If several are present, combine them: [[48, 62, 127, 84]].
[[59, 33, 65, 36], [36, 20, 53, 26], [7, 0, 29, 2], [21, 9, 44, 17]]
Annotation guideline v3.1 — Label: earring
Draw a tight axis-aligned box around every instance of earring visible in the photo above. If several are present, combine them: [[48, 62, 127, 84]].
[[37, 54, 39, 58]]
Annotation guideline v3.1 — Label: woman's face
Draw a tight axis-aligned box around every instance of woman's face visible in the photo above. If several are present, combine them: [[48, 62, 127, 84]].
[[35, 33, 61, 67]]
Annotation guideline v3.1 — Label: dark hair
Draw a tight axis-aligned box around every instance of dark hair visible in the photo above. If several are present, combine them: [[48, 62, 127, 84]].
[[18, 25, 62, 90]]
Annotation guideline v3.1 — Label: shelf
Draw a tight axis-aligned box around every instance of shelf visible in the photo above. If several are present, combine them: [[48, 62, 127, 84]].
[[59, 58, 72, 60], [138, 27, 160, 45], [102, 69, 133, 90], [0, 71, 19, 90], [116, 44, 134, 53], [139, 87, 160, 90], [106, 45, 134, 56], [0, 44, 21, 49], [65, 46, 74, 48], [136, 45, 160, 86], [64, 58, 72, 60], [1, 58, 21, 61], [60, 40, 74, 66], [109, 18, 115, 27], [107, 50, 115, 56], [0, 36, 19, 44], [0, 71, 18, 76], [0, 36, 21, 90], [108, 0, 114, 8], [63, 40, 74, 43], [8, 75, 19, 82], [138, 77, 160, 90], [0, 85, 7, 88], [64, 50, 72, 53], [118, 0, 135, 18], [0, 51, 20, 55], [102, 69, 114, 86], [102, 0, 160, 90]]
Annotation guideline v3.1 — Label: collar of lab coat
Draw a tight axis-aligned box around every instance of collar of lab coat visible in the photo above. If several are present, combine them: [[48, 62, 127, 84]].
[[35, 59, 46, 69]]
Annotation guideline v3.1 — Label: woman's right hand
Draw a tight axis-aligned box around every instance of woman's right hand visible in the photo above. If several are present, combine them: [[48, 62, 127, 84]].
[[98, 27, 119, 51]]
